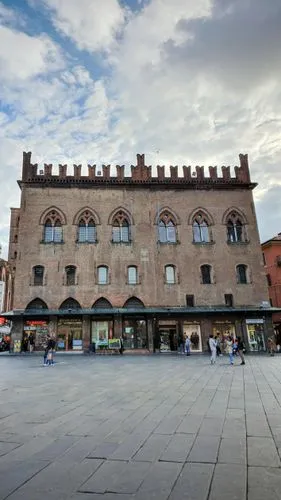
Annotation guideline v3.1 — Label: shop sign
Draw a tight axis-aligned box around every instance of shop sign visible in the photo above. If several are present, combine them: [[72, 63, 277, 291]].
[[26, 320, 48, 326], [24, 326, 36, 331], [58, 341, 65, 349], [108, 339, 121, 349], [59, 319, 82, 325], [246, 319, 264, 324], [73, 339, 83, 350]]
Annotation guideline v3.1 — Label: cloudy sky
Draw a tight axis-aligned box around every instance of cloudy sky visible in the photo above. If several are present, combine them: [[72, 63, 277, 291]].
[[0, 0, 280, 257]]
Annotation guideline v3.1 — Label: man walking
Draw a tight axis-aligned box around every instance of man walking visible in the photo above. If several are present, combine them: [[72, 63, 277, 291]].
[[209, 334, 217, 364], [237, 336, 246, 365]]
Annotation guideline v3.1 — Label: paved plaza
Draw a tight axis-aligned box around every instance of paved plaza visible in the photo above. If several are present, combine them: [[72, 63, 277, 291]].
[[0, 354, 281, 499]]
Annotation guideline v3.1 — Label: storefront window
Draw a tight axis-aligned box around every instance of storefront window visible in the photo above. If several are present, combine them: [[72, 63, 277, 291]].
[[246, 319, 265, 352], [123, 318, 147, 349], [57, 318, 82, 350], [183, 323, 202, 352], [212, 322, 236, 353], [91, 320, 113, 349], [23, 320, 49, 352]]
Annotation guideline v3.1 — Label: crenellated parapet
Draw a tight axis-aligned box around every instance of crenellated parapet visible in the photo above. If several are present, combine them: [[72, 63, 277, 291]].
[[20, 152, 254, 189]]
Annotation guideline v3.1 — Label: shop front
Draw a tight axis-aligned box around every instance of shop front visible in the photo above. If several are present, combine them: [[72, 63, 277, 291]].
[[123, 317, 148, 350], [91, 319, 114, 350], [183, 322, 202, 352], [57, 318, 83, 351], [212, 321, 236, 353], [22, 319, 49, 351], [246, 319, 266, 352]]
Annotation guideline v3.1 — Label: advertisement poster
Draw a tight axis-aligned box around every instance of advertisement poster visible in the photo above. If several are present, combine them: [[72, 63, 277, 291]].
[[91, 321, 109, 347], [108, 339, 121, 349]]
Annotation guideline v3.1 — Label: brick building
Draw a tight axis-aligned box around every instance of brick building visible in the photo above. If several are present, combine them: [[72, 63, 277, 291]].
[[261, 235, 281, 344], [4, 151, 275, 353]]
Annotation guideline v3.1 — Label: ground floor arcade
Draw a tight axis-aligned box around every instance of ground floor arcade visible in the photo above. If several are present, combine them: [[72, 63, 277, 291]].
[[4, 306, 275, 354]]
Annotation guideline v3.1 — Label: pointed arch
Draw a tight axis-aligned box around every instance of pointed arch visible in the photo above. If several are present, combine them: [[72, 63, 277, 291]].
[[26, 298, 48, 310], [73, 207, 101, 225], [188, 207, 214, 226], [108, 207, 134, 225], [59, 298, 81, 310], [123, 297, 145, 308], [92, 297, 113, 308], [154, 207, 180, 225], [39, 206, 66, 225], [222, 207, 248, 225]]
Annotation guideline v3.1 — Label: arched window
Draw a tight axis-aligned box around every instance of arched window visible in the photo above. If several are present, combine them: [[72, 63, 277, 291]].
[[59, 298, 81, 310], [192, 214, 210, 243], [237, 264, 248, 284], [43, 211, 63, 243], [78, 212, 96, 243], [112, 212, 130, 243], [128, 266, 138, 285], [158, 213, 177, 243], [201, 264, 212, 284], [165, 265, 176, 284], [123, 297, 145, 308], [227, 212, 244, 243], [98, 266, 109, 285], [65, 266, 76, 286], [92, 298, 112, 308], [33, 265, 44, 286], [26, 298, 48, 310]]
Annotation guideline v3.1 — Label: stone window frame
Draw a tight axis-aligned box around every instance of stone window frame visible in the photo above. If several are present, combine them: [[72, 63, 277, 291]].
[[155, 207, 180, 245], [127, 265, 140, 285], [31, 265, 45, 286], [188, 208, 214, 245], [97, 265, 110, 285], [222, 207, 249, 245], [236, 264, 250, 284], [40, 207, 66, 244], [200, 264, 214, 284], [108, 207, 133, 245], [73, 207, 100, 244], [64, 265, 77, 286], [164, 264, 178, 285]]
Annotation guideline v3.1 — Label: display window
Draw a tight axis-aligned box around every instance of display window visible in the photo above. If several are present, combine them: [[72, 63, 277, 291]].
[[123, 318, 147, 349], [23, 320, 49, 351], [246, 319, 265, 352], [212, 322, 236, 353], [183, 323, 202, 352], [57, 318, 82, 350], [91, 320, 113, 349]]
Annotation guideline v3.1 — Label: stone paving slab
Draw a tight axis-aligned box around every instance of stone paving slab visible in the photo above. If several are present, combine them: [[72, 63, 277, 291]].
[[0, 355, 281, 499]]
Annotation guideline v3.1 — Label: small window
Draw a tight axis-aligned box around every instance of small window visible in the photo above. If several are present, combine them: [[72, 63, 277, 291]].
[[98, 266, 108, 285], [165, 265, 176, 284], [33, 266, 44, 286], [237, 264, 247, 284], [266, 274, 272, 287], [128, 266, 137, 285], [186, 294, 195, 307], [201, 264, 212, 284], [65, 266, 76, 286], [225, 294, 233, 307], [158, 213, 177, 243], [262, 252, 266, 266]]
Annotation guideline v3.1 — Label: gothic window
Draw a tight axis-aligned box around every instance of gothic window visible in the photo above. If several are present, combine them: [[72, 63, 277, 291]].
[[43, 210, 63, 243], [165, 265, 176, 284], [158, 212, 177, 243], [65, 266, 76, 286], [128, 266, 138, 285], [227, 212, 244, 243], [112, 212, 130, 243], [33, 265, 44, 286], [26, 298, 48, 310], [201, 264, 212, 284], [237, 264, 248, 284], [98, 266, 109, 285], [78, 211, 96, 243], [192, 213, 210, 243]]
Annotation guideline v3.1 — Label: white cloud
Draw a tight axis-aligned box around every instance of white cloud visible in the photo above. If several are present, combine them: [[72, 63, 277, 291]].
[[40, 0, 127, 52], [0, 25, 64, 80]]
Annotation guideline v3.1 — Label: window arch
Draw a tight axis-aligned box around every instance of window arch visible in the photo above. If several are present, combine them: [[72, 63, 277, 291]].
[[237, 264, 248, 284], [192, 213, 210, 243], [128, 266, 138, 285], [32, 265, 44, 286], [98, 266, 109, 285], [123, 297, 145, 308], [26, 298, 48, 310], [43, 210, 63, 243], [77, 211, 97, 243], [92, 297, 112, 308], [201, 264, 212, 284], [59, 298, 81, 310], [65, 266, 76, 286], [112, 211, 130, 243], [165, 265, 176, 284], [158, 212, 177, 243]]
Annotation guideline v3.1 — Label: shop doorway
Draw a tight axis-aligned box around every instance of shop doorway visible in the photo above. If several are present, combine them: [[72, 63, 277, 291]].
[[57, 318, 83, 351], [123, 318, 148, 349], [246, 320, 266, 351], [212, 322, 236, 353], [159, 328, 178, 352]]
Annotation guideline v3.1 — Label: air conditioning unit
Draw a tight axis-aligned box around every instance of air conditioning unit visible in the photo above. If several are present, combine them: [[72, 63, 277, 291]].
[[276, 255, 281, 266]]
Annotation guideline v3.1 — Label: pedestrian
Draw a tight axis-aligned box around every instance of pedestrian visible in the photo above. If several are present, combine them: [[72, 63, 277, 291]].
[[215, 335, 222, 356], [208, 334, 217, 364], [178, 334, 185, 354], [46, 336, 56, 366], [29, 333, 35, 353], [267, 337, 275, 357], [43, 335, 50, 366], [185, 336, 191, 356], [237, 336, 246, 365], [119, 336, 124, 355], [226, 336, 234, 365]]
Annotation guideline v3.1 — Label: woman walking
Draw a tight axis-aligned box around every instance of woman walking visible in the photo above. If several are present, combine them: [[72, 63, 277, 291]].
[[209, 334, 217, 364], [226, 336, 234, 365]]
